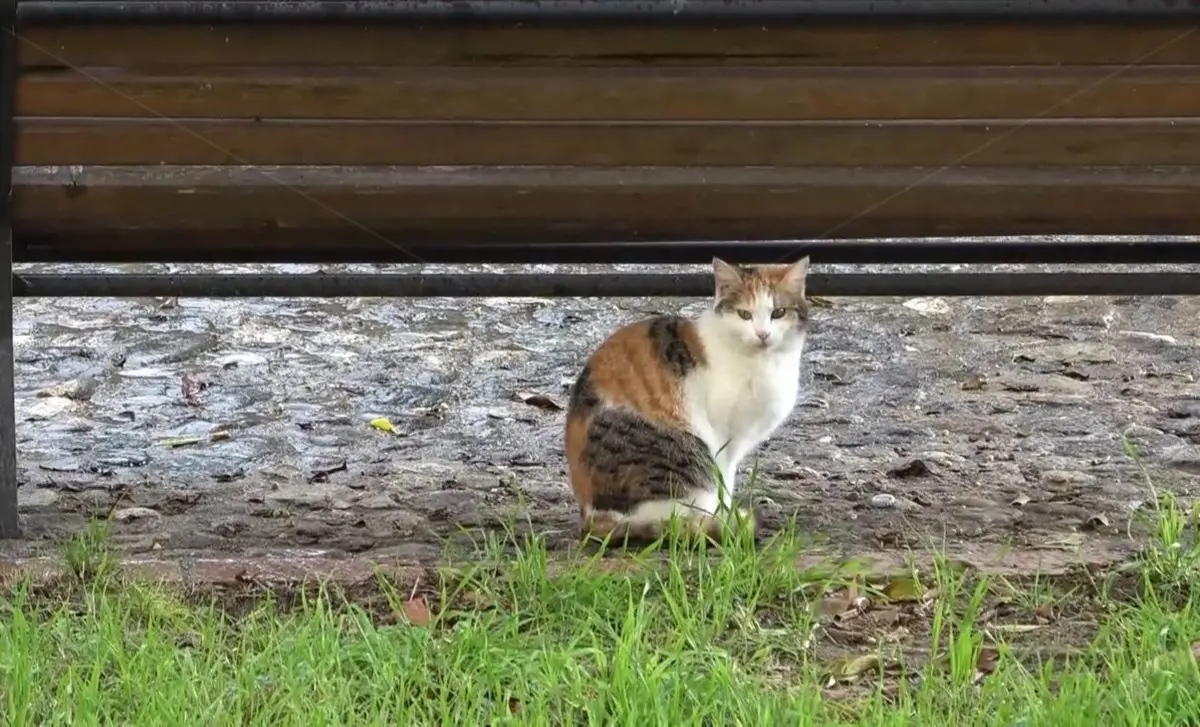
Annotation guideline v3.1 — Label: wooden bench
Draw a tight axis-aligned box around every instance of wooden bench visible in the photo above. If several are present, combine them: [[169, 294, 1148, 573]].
[[4, 0, 1200, 537]]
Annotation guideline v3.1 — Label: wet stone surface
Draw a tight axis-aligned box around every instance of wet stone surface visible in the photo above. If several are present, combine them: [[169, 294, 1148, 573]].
[[5, 261, 1200, 569]]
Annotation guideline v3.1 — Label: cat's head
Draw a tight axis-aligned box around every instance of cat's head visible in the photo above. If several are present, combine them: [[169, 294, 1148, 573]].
[[709, 257, 810, 352]]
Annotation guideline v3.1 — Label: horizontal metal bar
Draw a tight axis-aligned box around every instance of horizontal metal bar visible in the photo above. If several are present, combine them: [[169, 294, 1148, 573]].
[[13, 271, 1200, 298], [17, 0, 1200, 24], [17, 238, 1200, 267]]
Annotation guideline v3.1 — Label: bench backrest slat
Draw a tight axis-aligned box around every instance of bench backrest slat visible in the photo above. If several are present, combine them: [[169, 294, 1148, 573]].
[[13, 18, 1200, 264]]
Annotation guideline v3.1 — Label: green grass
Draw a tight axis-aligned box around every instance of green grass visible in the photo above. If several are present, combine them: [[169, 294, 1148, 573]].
[[4, 467, 1200, 724]]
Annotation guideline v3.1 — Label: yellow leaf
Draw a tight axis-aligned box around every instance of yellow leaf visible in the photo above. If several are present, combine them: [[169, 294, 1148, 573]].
[[369, 417, 397, 434], [881, 577, 933, 603], [830, 653, 880, 680]]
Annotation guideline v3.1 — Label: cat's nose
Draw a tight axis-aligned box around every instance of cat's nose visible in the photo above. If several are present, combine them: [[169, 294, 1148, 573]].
[[756, 330, 770, 342]]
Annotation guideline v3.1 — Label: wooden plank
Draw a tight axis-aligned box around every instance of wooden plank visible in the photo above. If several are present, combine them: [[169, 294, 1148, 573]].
[[18, 67, 1200, 121], [13, 166, 1200, 250], [17, 24, 1200, 68], [18, 118, 1200, 167]]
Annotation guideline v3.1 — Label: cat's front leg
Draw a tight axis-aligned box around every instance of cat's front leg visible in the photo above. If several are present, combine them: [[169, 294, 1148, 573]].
[[713, 450, 740, 512]]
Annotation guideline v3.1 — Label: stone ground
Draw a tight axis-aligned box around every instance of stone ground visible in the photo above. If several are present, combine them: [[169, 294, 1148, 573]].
[[3, 260, 1200, 578]]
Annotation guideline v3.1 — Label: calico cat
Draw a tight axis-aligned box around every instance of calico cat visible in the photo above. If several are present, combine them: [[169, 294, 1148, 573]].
[[565, 257, 811, 543]]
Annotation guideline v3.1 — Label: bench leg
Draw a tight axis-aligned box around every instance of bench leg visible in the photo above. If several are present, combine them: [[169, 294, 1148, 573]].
[[0, 12, 17, 539]]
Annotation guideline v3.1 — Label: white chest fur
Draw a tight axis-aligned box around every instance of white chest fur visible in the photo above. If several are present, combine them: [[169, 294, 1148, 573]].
[[682, 332, 804, 496]]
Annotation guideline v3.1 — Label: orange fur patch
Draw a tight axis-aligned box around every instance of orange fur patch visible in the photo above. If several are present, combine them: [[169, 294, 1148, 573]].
[[565, 413, 592, 515], [565, 317, 707, 514], [586, 318, 705, 428]]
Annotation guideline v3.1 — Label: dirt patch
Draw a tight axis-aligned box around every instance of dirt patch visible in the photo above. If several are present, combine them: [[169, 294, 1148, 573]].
[[4, 261, 1199, 573]]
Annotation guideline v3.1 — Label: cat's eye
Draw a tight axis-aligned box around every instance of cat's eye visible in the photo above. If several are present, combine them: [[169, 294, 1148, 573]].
[[735, 309, 752, 320], [770, 308, 787, 320]]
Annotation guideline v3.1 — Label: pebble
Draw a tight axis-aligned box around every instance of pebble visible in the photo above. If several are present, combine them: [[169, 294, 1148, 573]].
[[355, 493, 396, 510], [390, 510, 427, 536], [869, 493, 897, 509], [210, 517, 249, 537], [38, 459, 80, 473], [18, 488, 61, 512], [1042, 470, 1097, 486], [263, 485, 329, 509], [1120, 330, 1179, 346], [215, 352, 269, 368], [1123, 424, 1165, 439], [902, 297, 951, 316], [1164, 446, 1200, 475], [24, 397, 74, 420], [36, 377, 99, 402], [1014, 342, 1118, 365], [1166, 401, 1200, 419], [117, 367, 175, 379], [888, 459, 933, 479], [1121, 424, 1169, 452], [114, 506, 161, 523], [918, 451, 966, 469]]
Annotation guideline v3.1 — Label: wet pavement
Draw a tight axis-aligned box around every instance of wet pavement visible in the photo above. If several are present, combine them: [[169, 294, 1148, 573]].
[[5, 258, 1200, 573]]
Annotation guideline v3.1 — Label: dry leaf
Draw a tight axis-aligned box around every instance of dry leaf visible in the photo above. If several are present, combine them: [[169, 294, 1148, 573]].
[[508, 698, 522, 714], [878, 624, 911, 644], [401, 596, 432, 627], [181, 374, 203, 407], [369, 417, 398, 434], [974, 646, 1000, 683], [990, 623, 1043, 634], [1010, 495, 1031, 507], [516, 391, 563, 411], [819, 596, 853, 618], [865, 608, 903, 631], [1083, 513, 1110, 530], [210, 430, 231, 442], [845, 575, 863, 602], [808, 295, 835, 309], [307, 459, 348, 484], [881, 577, 933, 604], [831, 601, 870, 625], [961, 374, 987, 392], [830, 652, 880, 681]]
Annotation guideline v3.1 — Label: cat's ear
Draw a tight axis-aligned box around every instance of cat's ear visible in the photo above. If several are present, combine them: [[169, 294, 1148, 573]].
[[712, 257, 745, 298], [778, 256, 809, 297]]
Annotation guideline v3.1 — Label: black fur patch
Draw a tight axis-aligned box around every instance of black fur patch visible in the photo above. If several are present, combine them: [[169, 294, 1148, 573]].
[[646, 315, 698, 378], [568, 363, 600, 414], [584, 408, 715, 513]]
